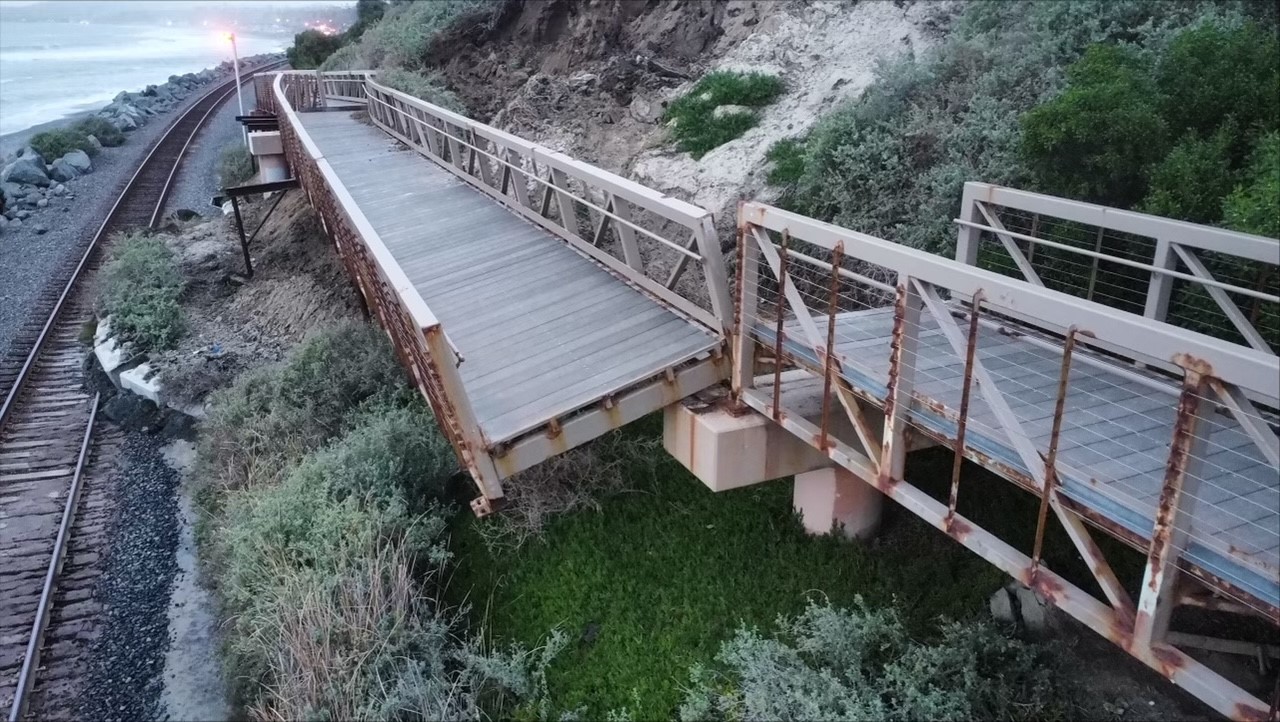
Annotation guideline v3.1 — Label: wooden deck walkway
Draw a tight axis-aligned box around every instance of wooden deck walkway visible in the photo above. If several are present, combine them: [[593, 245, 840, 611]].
[[296, 111, 720, 446], [758, 307, 1279, 609]]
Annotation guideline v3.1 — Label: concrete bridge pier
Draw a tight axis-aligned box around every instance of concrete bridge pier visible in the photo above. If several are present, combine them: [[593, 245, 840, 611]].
[[793, 466, 883, 540]]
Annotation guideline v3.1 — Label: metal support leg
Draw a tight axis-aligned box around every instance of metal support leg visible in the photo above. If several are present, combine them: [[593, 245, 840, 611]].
[[230, 195, 253, 277]]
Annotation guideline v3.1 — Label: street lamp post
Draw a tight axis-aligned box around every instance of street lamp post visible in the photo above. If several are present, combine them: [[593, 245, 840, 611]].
[[227, 32, 247, 146]]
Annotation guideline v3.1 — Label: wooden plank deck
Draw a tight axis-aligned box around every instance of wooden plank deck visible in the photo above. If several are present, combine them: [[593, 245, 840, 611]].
[[297, 111, 719, 444], [757, 307, 1279, 607]]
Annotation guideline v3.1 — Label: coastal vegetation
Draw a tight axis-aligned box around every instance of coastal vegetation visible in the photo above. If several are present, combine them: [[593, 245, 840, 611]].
[[663, 71, 785, 158], [98, 233, 185, 352], [72, 116, 126, 147], [28, 127, 98, 160], [216, 143, 255, 187], [195, 323, 561, 718], [766, 2, 1279, 254]]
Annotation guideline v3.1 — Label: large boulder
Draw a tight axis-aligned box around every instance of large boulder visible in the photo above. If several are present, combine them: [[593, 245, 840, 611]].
[[111, 114, 138, 132], [50, 159, 80, 183], [62, 149, 92, 173], [85, 134, 104, 151], [1, 157, 49, 187], [16, 146, 45, 166]]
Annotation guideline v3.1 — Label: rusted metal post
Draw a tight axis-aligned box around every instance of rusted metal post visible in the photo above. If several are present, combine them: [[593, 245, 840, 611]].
[[1031, 326, 1081, 572], [879, 277, 923, 484], [947, 291, 984, 521], [229, 195, 253, 277], [771, 229, 791, 420], [1134, 363, 1211, 648], [819, 243, 844, 449]]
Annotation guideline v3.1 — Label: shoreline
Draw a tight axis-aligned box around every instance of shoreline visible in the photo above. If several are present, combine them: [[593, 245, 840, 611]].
[[0, 109, 99, 156]]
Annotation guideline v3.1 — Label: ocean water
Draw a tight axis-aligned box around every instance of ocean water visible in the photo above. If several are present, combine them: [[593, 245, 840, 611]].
[[0, 21, 286, 136]]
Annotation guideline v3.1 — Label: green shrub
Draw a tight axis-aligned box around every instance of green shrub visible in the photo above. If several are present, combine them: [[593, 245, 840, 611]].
[[1020, 44, 1166, 205], [778, 1, 1251, 253], [765, 137, 807, 186], [287, 28, 344, 69], [72, 115, 125, 147], [663, 71, 785, 158], [99, 233, 185, 351], [679, 598, 1072, 722], [332, 0, 482, 71], [217, 143, 254, 187], [1156, 21, 1280, 150], [1224, 132, 1280, 239], [1142, 125, 1237, 223], [197, 321, 410, 491], [29, 127, 97, 160], [378, 67, 466, 113]]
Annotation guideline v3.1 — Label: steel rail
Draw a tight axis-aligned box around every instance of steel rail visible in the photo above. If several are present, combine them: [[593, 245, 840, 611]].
[[6, 394, 99, 722], [0, 60, 284, 434]]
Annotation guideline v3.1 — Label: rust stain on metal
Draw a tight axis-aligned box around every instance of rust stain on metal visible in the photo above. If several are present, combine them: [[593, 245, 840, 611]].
[[771, 228, 791, 422], [1030, 574, 1066, 604], [948, 291, 984, 519], [1235, 701, 1270, 722], [1172, 352, 1214, 377], [1150, 644, 1188, 675], [945, 517, 973, 540], [1033, 325, 1079, 570]]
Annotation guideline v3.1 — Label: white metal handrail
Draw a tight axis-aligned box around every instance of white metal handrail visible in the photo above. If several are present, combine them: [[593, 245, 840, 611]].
[[360, 78, 733, 334], [956, 182, 1280, 353]]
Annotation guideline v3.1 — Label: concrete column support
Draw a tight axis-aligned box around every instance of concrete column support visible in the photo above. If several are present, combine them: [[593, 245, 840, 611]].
[[794, 466, 883, 540]]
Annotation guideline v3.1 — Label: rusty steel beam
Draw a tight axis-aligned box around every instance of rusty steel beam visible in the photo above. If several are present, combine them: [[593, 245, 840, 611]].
[[879, 280, 923, 485], [740, 384, 1271, 721], [948, 291, 984, 522], [819, 243, 844, 449], [1135, 364, 1212, 648], [732, 212, 759, 402]]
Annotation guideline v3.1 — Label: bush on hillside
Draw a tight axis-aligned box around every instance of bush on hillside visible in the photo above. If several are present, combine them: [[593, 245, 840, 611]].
[[1224, 132, 1280, 239], [679, 598, 1072, 722], [378, 67, 466, 113], [1020, 44, 1166, 205], [29, 127, 97, 160], [72, 115, 125, 147], [1155, 21, 1280, 151], [324, 0, 482, 71], [663, 71, 785, 159], [1142, 125, 1237, 223], [197, 322, 410, 491], [771, 1, 1261, 253], [217, 143, 254, 187], [99, 233, 185, 351], [287, 28, 344, 69]]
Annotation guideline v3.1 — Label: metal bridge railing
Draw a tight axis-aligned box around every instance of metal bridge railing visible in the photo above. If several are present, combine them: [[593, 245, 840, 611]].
[[270, 72, 505, 510], [956, 182, 1280, 354], [361, 79, 733, 335], [734, 200, 1278, 721]]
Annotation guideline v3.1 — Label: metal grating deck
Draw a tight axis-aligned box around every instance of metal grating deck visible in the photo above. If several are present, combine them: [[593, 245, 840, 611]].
[[297, 111, 720, 445]]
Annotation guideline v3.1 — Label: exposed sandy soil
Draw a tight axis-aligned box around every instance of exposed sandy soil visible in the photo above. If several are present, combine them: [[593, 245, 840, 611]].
[[149, 192, 362, 409], [430, 0, 945, 236]]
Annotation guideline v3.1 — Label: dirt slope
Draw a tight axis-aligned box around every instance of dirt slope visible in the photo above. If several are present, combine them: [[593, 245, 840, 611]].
[[429, 0, 941, 230]]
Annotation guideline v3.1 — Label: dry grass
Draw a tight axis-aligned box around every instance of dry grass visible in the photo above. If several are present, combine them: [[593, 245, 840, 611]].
[[475, 431, 662, 553]]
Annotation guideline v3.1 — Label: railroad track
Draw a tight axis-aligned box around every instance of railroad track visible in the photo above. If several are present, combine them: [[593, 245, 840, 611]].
[[0, 59, 285, 721]]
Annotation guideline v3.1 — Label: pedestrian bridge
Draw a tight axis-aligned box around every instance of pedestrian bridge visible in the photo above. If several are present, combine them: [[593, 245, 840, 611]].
[[257, 70, 1278, 720]]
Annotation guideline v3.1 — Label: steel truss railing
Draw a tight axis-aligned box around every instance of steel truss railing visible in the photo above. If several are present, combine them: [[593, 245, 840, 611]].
[[957, 182, 1280, 355], [360, 79, 732, 334], [735, 200, 1279, 722]]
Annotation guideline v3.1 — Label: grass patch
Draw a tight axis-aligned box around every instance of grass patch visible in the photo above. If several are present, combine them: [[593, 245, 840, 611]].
[[99, 233, 185, 352], [217, 143, 254, 187], [663, 70, 784, 158], [29, 127, 97, 160], [449, 416, 1006, 719], [72, 115, 125, 147], [765, 136, 807, 186]]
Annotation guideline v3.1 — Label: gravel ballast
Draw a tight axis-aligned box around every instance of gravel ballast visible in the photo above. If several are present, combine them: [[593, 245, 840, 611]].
[[163, 84, 261, 220], [73, 431, 180, 722], [0, 65, 272, 360]]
